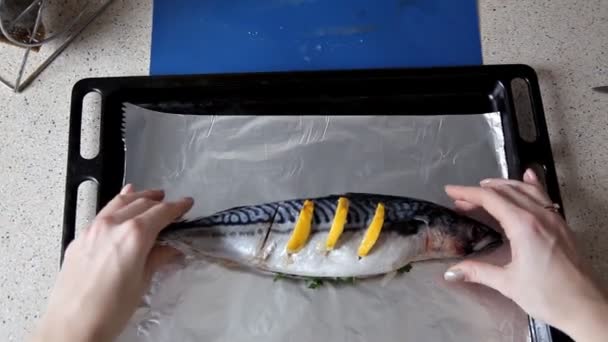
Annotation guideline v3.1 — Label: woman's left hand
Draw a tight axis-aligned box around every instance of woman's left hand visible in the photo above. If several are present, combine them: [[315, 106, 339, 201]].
[[30, 185, 193, 342]]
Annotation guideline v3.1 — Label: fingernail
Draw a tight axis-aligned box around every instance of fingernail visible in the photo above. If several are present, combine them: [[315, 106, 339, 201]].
[[480, 179, 492, 185], [524, 169, 537, 181], [182, 197, 194, 204], [444, 269, 465, 282], [120, 184, 132, 195]]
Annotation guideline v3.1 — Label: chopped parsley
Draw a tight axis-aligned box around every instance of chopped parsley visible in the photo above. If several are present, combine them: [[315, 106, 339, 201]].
[[332, 276, 357, 285], [305, 278, 324, 289], [273, 273, 287, 282]]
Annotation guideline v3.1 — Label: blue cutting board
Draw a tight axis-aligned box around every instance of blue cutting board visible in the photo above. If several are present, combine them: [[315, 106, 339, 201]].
[[150, 0, 482, 75]]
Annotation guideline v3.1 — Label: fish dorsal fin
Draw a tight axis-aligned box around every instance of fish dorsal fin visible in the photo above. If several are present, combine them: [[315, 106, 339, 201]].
[[343, 192, 411, 201]]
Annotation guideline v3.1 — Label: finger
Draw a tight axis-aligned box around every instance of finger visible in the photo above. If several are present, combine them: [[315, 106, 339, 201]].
[[444, 260, 506, 293], [488, 184, 546, 213], [523, 168, 544, 189], [97, 189, 164, 218], [480, 178, 551, 207], [453, 200, 500, 232], [120, 184, 134, 195], [144, 245, 183, 282], [111, 197, 159, 223], [454, 199, 477, 212], [445, 185, 521, 227], [134, 197, 194, 240]]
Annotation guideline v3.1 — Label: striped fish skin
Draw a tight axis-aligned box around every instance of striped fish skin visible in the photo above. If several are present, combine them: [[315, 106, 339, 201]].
[[161, 193, 502, 278]]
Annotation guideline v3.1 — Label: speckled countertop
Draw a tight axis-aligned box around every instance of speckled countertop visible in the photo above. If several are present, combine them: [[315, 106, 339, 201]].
[[0, 1, 606, 340]]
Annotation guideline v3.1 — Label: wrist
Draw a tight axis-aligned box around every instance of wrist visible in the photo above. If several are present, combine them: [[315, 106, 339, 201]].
[[563, 295, 608, 342], [30, 313, 103, 342]]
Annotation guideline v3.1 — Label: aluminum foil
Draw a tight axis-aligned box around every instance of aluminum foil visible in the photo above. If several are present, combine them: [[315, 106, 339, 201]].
[[118, 104, 528, 342]]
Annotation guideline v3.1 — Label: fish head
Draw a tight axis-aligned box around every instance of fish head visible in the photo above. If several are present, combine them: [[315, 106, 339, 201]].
[[451, 216, 503, 255], [421, 211, 502, 258]]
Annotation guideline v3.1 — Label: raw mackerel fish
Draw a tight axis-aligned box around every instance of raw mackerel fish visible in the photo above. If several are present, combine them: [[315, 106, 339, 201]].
[[161, 193, 502, 278]]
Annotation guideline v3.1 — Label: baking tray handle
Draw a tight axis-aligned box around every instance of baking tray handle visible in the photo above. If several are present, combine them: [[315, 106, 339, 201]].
[[61, 84, 103, 263], [507, 67, 563, 212]]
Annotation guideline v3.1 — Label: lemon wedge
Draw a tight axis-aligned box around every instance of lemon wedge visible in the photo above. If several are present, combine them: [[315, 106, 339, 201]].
[[357, 203, 385, 257], [325, 197, 349, 251], [286, 200, 314, 253]]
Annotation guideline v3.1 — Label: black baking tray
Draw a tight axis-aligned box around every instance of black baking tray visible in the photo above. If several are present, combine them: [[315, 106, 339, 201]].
[[63, 64, 569, 342]]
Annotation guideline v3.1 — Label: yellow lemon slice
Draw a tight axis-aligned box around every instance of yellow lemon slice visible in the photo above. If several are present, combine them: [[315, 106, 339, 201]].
[[325, 197, 349, 251], [357, 203, 385, 257], [286, 200, 314, 253]]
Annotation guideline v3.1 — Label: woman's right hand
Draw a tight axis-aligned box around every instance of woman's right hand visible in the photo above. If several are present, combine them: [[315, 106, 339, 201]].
[[444, 169, 608, 342]]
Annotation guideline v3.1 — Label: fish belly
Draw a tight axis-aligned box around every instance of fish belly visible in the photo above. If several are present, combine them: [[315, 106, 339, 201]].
[[259, 230, 426, 278], [167, 223, 270, 263]]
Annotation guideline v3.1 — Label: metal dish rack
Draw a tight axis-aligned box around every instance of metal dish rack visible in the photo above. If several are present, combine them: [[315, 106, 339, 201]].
[[0, 0, 114, 93]]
